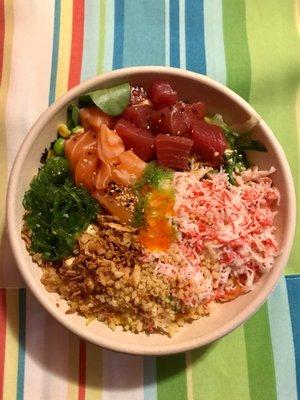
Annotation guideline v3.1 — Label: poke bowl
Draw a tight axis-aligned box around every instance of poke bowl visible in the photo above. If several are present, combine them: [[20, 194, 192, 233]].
[[7, 66, 296, 355]]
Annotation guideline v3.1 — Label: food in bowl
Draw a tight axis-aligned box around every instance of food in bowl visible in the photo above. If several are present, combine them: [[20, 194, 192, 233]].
[[21, 80, 280, 336]]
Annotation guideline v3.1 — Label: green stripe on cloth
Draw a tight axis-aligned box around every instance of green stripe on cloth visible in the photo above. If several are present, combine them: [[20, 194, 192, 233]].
[[156, 354, 187, 400], [97, 0, 106, 75], [244, 303, 277, 400], [191, 326, 250, 400], [222, 0, 251, 100], [16, 289, 26, 400], [48, 0, 60, 105], [81, 0, 99, 81], [245, 0, 300, 274]]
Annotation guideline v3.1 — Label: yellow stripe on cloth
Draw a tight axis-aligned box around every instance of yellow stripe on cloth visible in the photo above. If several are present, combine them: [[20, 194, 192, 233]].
[[55, 0, 73, 99], [67, 334, 80, 400], [85, 343, 103, 400]]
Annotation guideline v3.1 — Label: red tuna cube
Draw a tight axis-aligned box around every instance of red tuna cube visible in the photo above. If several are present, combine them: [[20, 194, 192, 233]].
[[115, 119, 155, 162], [149, 81, 178, 110], [156, 134, 194, 170]]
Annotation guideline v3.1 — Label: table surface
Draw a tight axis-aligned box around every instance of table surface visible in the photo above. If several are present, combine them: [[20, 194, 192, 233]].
[[0, 1, 300, 399]]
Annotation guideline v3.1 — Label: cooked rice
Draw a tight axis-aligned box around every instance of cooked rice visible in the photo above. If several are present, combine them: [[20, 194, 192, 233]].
[[22, 215, 210, 336]]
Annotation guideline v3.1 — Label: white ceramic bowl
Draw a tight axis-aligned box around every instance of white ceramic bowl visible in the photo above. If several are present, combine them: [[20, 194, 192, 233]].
[[7, 67, 296, 355]]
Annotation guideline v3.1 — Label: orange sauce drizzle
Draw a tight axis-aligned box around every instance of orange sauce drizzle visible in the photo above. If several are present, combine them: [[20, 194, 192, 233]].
[[138, 190, 175, 251]]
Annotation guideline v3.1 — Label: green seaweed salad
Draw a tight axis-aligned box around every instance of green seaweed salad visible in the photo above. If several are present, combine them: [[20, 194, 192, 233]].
[[22, 82, 132, 262], [23, 157, 99, 261]]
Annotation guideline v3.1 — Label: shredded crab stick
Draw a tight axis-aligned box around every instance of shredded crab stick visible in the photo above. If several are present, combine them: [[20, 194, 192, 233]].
[[154, 167, 280, 303]]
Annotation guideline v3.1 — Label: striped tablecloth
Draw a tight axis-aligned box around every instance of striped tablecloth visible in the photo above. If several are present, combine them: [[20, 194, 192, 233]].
[[0, 1, 299, 399]]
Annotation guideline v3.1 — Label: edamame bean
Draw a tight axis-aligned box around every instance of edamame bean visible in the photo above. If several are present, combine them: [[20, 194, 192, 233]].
[[53, 137, 65, 156]]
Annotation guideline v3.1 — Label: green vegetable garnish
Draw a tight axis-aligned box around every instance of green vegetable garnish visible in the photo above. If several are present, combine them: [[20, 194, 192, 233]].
[[78, 94, 94, 108], [39, 156, 70, 184], [66, 103, 80, 130], [234, 135, 267, 152], [224, 150, 248, 185], [133, 162, 174, 227], [205, 114, 267, 185], [88, 83, 131, 116], [134, 161, 173, 192], [23, 157, 99, 261], [132, 195, 147, 228], [53, 137, 65, 156], [76, 83, 131, 116]]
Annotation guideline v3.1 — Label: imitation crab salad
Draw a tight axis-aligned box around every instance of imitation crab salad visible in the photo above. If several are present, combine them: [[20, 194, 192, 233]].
[[22, 81, 280, 336]]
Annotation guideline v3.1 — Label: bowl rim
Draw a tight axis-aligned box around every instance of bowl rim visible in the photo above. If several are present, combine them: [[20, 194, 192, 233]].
[[6, 66, 297, 355]]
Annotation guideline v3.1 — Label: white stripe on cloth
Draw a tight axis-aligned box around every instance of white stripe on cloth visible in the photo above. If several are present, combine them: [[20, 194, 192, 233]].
[[143, 356, 157, 400], [103, 0, 115, 73], [102, 349, 144, 400], [179, 0, 186, 70], [5, 0, 54, 173], [23, 292, 69, 400], [203, 0, 227, 84], [3, 0, 54, 287]]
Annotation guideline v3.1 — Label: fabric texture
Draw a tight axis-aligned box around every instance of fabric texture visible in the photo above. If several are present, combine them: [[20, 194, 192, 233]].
[[0, 0, 299, 399]]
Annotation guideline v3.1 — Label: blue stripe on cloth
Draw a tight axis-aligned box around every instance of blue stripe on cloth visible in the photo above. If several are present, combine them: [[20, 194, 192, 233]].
[[123, 0, 165, 67], [185, 0, 206, 74], [81, 0, 100, 81], [143, 356, 157, 400], [16, 289, 26, 400], [268, 277, 298, 400], [113, 0, 125, 70], [164, 0, 170, 66], [169, 0, 180, 68], [203, 0, 226, 84], [286, 275, 300, 398], [48, 0, 60, 105]]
